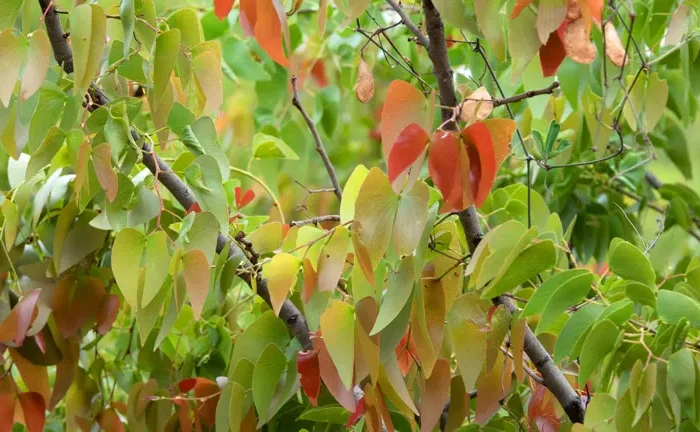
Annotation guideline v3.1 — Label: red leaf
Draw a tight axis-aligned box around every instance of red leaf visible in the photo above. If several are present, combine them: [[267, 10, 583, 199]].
[[540, 31, 567, 77], [380, 80, 428, 161], [193, 378, 220, 427], [235, 187, 255, 209], [387, 123, 430, 183], [297, 350, 321, 405], [96, 408, 125, 432], [178, 378, 198, 394], [0, 289, 40, 346], [238, 0, 257, 36], [463, 122, 497, 208], [428, 131, 460, 206], [346, 398, 366, 428], [187, 202, 202, 214], [175, 399, 193, 432], [214, 0, 236, 20], [0, 393, 16, 431], [18, 392, 46, 432], [52, 277, 106, 339], [96, 294, 120, 335], [310, 60, 329, 88], [528, 384, 560, 432]]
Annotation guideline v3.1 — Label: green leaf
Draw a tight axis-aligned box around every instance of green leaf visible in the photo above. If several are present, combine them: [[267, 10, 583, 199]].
[[58, 210, 108, 273], [667, 348, 696, 421], [597, 299, 634, 327], [432, 0, 480, 34], [26, 127, 66, 179], [579, 319, 621, 387], [191, 117, 229, 181], [0, 29, 27, 107], [0, 0, 23, 29], [152, 29, 181, 105], [120, 0, 136, 57], [112, 228, 147, 309], [634, 363, 656, 425], [393, 180, 429, 256], [625, 281, 657, 308], [142, 231, 171, 308], [182, 248, 211, 320], [507, 6, 539, 81], [662, 114, 692, 179], [554, 303, 604, 363], [167, 7, 203, 48], [355, 168, 399, 266], [108, 41, 148, 83], [644, 72, 669, 131], [521, 269, 590, 317], [482, 240, 557, 298], [252, 133, 299, 160], [474, 0, 506, 60], [252, 344, 287, 424], [584, 393, 616, 429], [320, 300, 355, 390], [371, 255, 415, 335], [2, 200, 18, 249], [28, 84, 66, 153], [193, 51, 224, 115], [298, 406, 350, 424], [657, 290, 700, 328], [340, 165, 369, 224], [167, 102, 195, 135], [216, 381, 233, 432], [185, 155, 228, 229], [20, 29, 50, 101], [221, 38, 271, 82], [71, 4, 107, 93], [608, 239, 657, 288], [533, 271, 593, 334]]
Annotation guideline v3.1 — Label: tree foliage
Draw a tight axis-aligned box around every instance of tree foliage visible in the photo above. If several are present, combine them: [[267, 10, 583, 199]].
[[1, 0, 700, 431]]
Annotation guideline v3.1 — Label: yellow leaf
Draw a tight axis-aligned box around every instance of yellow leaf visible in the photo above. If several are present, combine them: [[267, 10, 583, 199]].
[[317, 226, 350, 292], [262, 253, 300, 316]]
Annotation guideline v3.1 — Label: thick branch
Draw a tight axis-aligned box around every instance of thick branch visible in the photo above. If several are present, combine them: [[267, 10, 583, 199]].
[[420, 0, 586, 424], [39, 0, 312, 351], [385, 0, 430, 48], [290, 76, 343, 202]]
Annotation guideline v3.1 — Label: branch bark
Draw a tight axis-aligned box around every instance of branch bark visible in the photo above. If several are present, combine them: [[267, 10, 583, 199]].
[[420, 0, 586, 424], [39, 0, 313, 351], [385, 0, 430, 48]]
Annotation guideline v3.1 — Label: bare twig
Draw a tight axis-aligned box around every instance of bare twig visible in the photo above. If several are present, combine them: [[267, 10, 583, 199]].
[[290, 215, 341, 227], [290, 76, 343, 202], [385, 0, 430, 48], [492, 81, 560, 107]]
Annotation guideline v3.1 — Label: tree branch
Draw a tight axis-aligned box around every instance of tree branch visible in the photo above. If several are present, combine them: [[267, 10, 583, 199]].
[[385, 0, 430, 48], [492, 81, 560, 107], [419, 0, 586, 424], [39, 0, 313, 351], [290, 215, 341, 227], [290, 76, 343, 202]]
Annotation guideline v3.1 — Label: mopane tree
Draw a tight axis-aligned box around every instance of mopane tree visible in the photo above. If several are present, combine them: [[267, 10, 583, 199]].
[[1, 0, 700, 430]]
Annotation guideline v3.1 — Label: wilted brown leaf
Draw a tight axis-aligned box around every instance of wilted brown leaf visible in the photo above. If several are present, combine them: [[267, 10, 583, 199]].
[[459, 87, 493, 124], [604, 22, 627, 67], [355, 58, 374, 103], [562, 18, 597, 64]]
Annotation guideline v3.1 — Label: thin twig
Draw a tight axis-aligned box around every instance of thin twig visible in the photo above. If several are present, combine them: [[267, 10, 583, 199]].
[[385, 0, 430, 48], [290, 215, 341, 227]]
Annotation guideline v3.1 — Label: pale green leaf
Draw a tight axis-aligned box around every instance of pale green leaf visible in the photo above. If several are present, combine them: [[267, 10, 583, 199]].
[[0, 29, 27, 107], [657, 290, 700, 328], [185, 155, 228, 229], [608, 239, 656, 288], [252, 133, 299, 160], [71, 4, 107, 93], [112, 228, 147, 309], [20, 30, 50, 101], [252, 344, 287, 424], [393, 180, 429, 256], [371, 255, 415, 335], [340, 165, 369, 224], [320, 300, 355, 390], [120, 0, 135, 56], [142, 231, 171, 308], [579, 319, 621, 387], [482, 240, 557, 298], [355, 168, 399, 266], [152, 29, 180, 105]]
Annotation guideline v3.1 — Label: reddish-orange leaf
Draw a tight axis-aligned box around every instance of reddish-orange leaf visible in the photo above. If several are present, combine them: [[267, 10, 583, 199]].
[[310, 59, 329, 88], [18, 392, 45, 432], [586, 0, 603, 22], [182, 249, 211, 321], [215, 0, 236, 20], [178, 378, 198, 393], [187, 202, 202, 214], [511, 0, 535, 19], [419, 359, 451, 432], [302, 258, 318, 303], [175, 399, 193, 432], [96, 408, 125, 432], [0, 394, 16, 431], [540, 30, 567, 77], [49, 336, 79, 409], [528, 384, 560, 432], [482, 119, 517, 169], [52, 277, 105, 339], [394, 329, 418, 376], [0, 289, 40, 346], [387, 123, 430, 183], [297, 349, 321, 405], [314, 336, 356, 411], [193, 378, 221, 426], [96, 294, 120, 335], [428, 131, 461, 207], [235, 187, 255, 209], [347, 398, 366, 428], [254, 0, 289, 67], [463, 122, 497, 207], [92, 143, 118, 203], [380, 80, 428, 161], [238, 0, 257, 35]]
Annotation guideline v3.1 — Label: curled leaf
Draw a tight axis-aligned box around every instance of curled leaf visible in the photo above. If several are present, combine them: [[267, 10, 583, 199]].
[[459, 87, 493, 124], [562, 17, 597, 64], [355, 58, 374, 103], [604, 22, 627, 67]]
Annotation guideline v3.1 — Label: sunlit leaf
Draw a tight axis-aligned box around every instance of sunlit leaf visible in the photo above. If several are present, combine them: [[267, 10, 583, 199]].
[[71, 4, 107, 93], [371, 255, 415, 335], [0, 29, 27, 107], [381, 80, 429, 161], [20, 30, 50, 101], [340, 165, 369, 224], [355, 168, 398, 266], [262, 253, 300, 316], [317, 226, 350, 293], [112, 228, 146, 309], [320, 300, 355, 390], [387, 123, 430, 184]]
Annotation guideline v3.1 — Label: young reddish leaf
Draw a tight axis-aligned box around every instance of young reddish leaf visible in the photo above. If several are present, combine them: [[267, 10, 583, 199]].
[[463, 122, 497, 207], [347, 398, 366, 428], [310, 59, 329, 88], [482, 119, 518, 168], [528, 384, 560, 432], [604, 22, 627, 67], [182, 249, 211, 320], [394, 329, 418, 376], [0, 394, 15, 431], [511, 0, 534, 19], [355, 58, 374, 103], [475, 352, 508, 424], [34, 333, 46, 354], [254, 0, 289, 68], [301, 258, 318, 303], [419, 359, 451, 432], [92, 143, 119, 202], [193, 378, 221, 427], [428, 131, 461, 208], [0, 288, 40, 345], [175, 399, 193, 432], [540, 30, 567, 77], [387, 123, 430, 183], [187, 202, 202, 214], [238, 0, 257, 36], [235, 186, 255, 209], [214, 0, 236, 20], [49, 336, 79, 409], [96, 408, 125, 432], [297, 350, 321, 405], [314, 336, 356, 411], [178, 378, 198, 393], [95, 294, 120, 335], [18, 392, 45, 432], [52, 277, 106, 339], [380, 80, 428, 161], [562, 17, 597, 64]]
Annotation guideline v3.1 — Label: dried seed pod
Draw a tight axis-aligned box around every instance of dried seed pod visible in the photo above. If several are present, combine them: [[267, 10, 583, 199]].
[[562, 17, 597, 64], [604, 22, 627, 67], [355, 58, 374, 103], [458, 87, 494, 124]]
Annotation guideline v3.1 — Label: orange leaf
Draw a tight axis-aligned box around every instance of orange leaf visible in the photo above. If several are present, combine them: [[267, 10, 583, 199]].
[[419, 359, 451, 432], [511, 0, 535, 19], [311, 59, 329, 88], [238, 0, 257, 36], [463, 122, 497, 207], [235, 187, 255, 209], [52, 277, 105, 339], [387, 123, 430, 184], [394, 329, 418, 376], [380, 80, 429, 161], [254, 0, 289, 67], [301, 258, 317, 303], [182, 249, 211, 320], [347, 398, 366, 428], [0, 394, 16, 431], [351, 224, 376, 287], [96, 294, 120, 335], [528, 384, 560, 432], [215, 0, 236, 20], [586, 0, 603, 23], [482, 119, 517, 168], [540, 30, 567, 77], [193, 378, 220, 427], [0, 289, 40, 345], [314, 336, 356, 412], [96, 408, 125, 432], [428, 131, 461, 208], [92, 143, 118, 203], [18, 392, 45, 432], [297, 349, 321, 405]]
